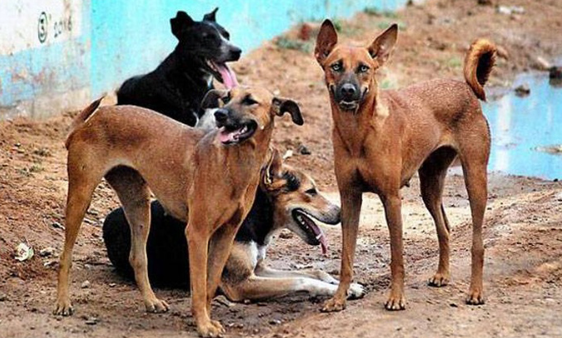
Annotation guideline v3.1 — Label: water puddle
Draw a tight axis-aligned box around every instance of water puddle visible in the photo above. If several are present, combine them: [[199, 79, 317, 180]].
[[484, 74, 562, 180]]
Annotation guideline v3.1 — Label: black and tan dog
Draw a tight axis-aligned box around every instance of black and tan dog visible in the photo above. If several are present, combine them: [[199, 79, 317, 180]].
[[117, 8, 241, 126], [102, 151, 363, 301], [54, 87, 302, 337], [314, 20, 495, 312]]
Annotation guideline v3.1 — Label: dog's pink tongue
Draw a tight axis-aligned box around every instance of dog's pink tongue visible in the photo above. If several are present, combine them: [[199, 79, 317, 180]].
[[219, 127, 235, 143], [319, 233, 328, 256], [216, 63, 238, 89]]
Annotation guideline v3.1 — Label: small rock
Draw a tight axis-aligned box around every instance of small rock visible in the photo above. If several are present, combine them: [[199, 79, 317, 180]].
[[497, 5, 525, 15], [39, 247, 55, 257], [279, 230, 294, 239], [549, 66, 562, 80], [0, 293, 7, 301], [477, 0, 492, 5], [81, 281, 91, 289], [14, 242, 34, 261], [108, 283, 116, 287], [269, 319, 282, 325], [449, 302, 458, 308], [514, 84, 530, 97], [535, 56, 552, 71], [85, 317, 98, 325], [51, 222, 64, 230], [296, 144, 311, 155]]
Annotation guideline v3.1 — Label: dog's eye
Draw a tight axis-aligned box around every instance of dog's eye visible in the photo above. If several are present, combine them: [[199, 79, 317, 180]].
[[358, 64, 370, 73], [330, 63, 342, 72], [242, 96, 258, 106], [221, 95, 231, 105], [305, 188, 318, 196]]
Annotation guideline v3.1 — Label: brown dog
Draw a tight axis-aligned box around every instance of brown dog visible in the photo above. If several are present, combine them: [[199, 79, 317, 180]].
[[54, 87, 303, 337], [314, 20, 495, 312]]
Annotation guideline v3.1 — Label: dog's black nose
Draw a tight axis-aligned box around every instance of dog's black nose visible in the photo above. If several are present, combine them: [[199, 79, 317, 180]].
[[214, 109, 228, 123], [340, 83, 356, 100], [230, 47, 242, 60]]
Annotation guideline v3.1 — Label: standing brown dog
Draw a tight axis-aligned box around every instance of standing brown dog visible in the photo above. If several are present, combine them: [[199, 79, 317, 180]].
[[53, 87, 303, 337], [314, 20, 495, 312]]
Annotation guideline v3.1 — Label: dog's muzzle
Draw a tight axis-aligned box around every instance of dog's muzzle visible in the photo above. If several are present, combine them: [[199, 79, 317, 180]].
[[214, 109, 258, 145]]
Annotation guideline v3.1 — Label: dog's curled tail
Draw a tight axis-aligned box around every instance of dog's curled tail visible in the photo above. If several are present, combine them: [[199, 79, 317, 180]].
[[65, 96, 104, 149], [464, 39, 497, 101]]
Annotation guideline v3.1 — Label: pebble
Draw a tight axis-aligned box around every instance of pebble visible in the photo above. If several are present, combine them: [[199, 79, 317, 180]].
[[39, 247, 55, 257], [0, 293, 7, 301], [81, 281, 91, 289], [514, 84, 530, 97]]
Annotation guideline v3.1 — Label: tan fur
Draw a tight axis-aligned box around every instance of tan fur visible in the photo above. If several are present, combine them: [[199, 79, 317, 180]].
[[315, 20, 494, 313], [54, 87, 301, 337], [464, 39, 497, 101]]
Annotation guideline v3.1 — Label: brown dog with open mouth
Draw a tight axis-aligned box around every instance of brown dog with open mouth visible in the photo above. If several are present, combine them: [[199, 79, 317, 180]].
[[54, 87, 303, 337], [314, 20, 495, 312]]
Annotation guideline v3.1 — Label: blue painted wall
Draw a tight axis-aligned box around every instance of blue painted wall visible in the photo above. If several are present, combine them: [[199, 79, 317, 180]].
[[0, 0, 407, 119]]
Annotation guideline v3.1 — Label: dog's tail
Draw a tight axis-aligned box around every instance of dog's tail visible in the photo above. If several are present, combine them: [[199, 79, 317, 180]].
[[463, 39, 497, 101], [65, 97, 104, 149]]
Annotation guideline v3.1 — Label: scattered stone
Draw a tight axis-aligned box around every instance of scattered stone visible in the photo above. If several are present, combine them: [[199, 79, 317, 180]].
[[534, 144, 562, 155], [0, 293, 7, 301], [477, 0, 492, 5], [514, 84, 530, 97], [85, 317, 98, 325], [279, 230, 294, 239], [497, 5, 525, 15], [269, 319, 282, 325], [14, 242, 34, 261], [51, 222, 64, 230], [39, 247, 55, 257], [535, 56, 552, 71], [81, 281, 91, 289], [108, 283, 116, 287], [449, 302, 458, 308], [283, 149, 294, 160], [296, 144, 311, 155], [549, 66, 562, 80]]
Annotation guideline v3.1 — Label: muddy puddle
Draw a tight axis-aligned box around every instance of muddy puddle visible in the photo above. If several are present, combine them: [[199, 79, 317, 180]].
[[484, 73, 562, 180]]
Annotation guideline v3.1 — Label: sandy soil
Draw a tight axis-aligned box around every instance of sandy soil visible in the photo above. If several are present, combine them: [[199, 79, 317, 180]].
[[1, 0, 562, 337]]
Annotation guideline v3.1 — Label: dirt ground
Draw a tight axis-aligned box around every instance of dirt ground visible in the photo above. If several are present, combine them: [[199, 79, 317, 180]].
[[1, 0, 562, 337]]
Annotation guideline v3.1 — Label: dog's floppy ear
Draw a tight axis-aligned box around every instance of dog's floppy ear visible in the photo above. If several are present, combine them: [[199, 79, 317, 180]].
[[315, 20, 338, 65], [201, 89, 228, 109], [271, 97, 304, 126], [367, 23, 398, 66], [171, 11, 194, 39], [262, 148, 283, 188], [203, 8, 218, 22]]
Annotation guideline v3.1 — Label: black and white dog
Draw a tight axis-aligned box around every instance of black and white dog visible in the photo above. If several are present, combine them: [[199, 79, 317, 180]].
[[103, 152, 364, 301], [117, 8, 241, 126]]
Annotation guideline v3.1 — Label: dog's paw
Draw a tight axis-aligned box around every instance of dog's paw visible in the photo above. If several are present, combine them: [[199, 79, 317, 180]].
[[347, 283, 364, 300], [428, 272, 450, 287], [466, 289, 485, 305], [53, 298, 73, 316], [384, 292, 406, 311], [197, 319, 225, 337], [321, 296, 346, 312], [144, 297, 170, 313]]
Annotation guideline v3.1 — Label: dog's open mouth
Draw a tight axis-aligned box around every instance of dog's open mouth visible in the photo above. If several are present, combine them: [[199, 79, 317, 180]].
[[207, 60, 238, 89], [218, 121, 257, 145], [292, 209, 328, 255]]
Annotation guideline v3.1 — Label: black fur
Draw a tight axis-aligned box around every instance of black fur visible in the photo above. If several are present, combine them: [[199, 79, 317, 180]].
[[116, 9, 241, 126], [103, 189, 274, 288]]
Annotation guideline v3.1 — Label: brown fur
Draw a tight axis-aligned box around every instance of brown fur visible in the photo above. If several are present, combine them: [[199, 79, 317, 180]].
[[314, 20, 495, 312], [54, 87, 302, 337]]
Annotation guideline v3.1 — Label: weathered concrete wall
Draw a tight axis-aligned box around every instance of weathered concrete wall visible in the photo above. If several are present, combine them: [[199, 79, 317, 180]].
[[0, 0, 406, 120]]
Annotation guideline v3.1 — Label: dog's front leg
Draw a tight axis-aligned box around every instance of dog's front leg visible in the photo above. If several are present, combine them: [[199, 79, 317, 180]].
[[381, 193, 406, 310], [186, 220, 223, 337], [206, 220, 242, 312], [322, 189, 362, 312]]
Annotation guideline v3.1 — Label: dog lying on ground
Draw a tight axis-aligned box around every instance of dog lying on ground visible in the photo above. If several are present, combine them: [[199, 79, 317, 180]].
[[117, 8, 241, 126], [103, 151, 363, 301], [314, 20, 495, 312], [54, 87, 303, 337]]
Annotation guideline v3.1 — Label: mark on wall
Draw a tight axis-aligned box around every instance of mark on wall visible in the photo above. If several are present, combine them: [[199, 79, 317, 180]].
[[0, 0, 81, 55]]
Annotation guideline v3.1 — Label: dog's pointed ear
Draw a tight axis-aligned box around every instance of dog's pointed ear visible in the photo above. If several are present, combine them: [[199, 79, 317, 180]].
[[203, 8, 218, 22], [171, 11, 194, 40], [262, 148, 283, 188], [201, 89, 228, 109], [367, 23, 398, 66], [271, 97, 304, 126], [315, 20, 338, 65]]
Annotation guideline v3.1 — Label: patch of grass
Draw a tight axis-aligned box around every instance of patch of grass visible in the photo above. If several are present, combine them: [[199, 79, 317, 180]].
[[380, 79, 395, 90], [446, 56, 462, 69], [363, 7, 398, 18], [275, 37, 313, 54], [29, 164, 43, 173]]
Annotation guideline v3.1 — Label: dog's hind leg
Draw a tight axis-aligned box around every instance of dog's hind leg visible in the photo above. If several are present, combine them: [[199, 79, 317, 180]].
[[419, 147, 457, 287], [54, 158, 103, 315], [105, 167, 169, 313], [458, 119, 490, 305]]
